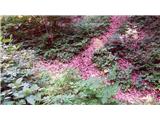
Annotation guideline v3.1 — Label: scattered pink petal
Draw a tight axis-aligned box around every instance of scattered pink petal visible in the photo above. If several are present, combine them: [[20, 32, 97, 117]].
[[35, 16, 128, 79], [131, 72, 139, 84], [115, 88, 160, 104], [117, 58, 132, 70], [34, 16, 160, 104]]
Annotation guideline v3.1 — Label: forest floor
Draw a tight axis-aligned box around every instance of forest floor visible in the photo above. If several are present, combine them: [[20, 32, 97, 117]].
[[35, 16, 160, 104]]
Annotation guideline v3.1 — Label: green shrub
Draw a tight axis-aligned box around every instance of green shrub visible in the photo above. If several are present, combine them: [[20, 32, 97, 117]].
[[40, 69, 119, 105], [0, 37, 118, 105], [92, 16, 160, 92], [119, 16, 160, 90], [37, 16, 111, 62], [1, 16, 111, 62], [0, 37, 43, 105], [92, 47, 117, 71], [73, 16, 110, 37]]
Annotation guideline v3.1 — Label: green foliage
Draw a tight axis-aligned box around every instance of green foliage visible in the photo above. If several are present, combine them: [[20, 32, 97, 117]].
[[92, 47, 117, 71], [119, 16, 160, 89], [1, 16, 111, 62], [40, 69, 119, 105], [74, 16, 111, 37], [40, 16, 111, 62], [0, 37, 43, 105], [129, 16, 160, 35], [0, 38, 118, 105], [43, 37, 89, 62], [117, 22, 130, 34], [92, 16, 160, 92], [92, 42, 132, 91]]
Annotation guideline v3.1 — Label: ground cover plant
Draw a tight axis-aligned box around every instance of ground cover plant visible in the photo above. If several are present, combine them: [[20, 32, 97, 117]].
[[0, 37, 42, 104], [0, 16, 160, 105], [0, 37, 119, 105], [1, 16, 110, 62], [92, 16, 160, 103]]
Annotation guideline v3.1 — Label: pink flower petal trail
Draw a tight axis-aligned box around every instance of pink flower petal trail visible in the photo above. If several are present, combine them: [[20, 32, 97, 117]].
[[35, 16, 160, 104], [35, 16, 128, 79]]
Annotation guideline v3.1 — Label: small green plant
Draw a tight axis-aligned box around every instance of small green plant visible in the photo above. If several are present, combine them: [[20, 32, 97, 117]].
[[74, 16, 111, 37], [0, 37, 42, 105], [0, 37, 119, 105], [40, 69, 119, 105], [92, 48, 117, 71], [1, 16, 111, 62], [92, 46, 133, 91], [92, 16, 160, 93]]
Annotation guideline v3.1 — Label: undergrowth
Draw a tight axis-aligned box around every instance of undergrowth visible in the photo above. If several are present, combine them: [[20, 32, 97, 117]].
[[0, 36, 119, 105], [1, 16, 111, 62], [92, 16, 160, 94]]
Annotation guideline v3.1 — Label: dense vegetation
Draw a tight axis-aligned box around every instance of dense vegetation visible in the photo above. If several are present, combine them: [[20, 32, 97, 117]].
[[0, 16, 160, 105], [1, 16, 110, 62], [92, 16, 160, 94], [0, 37, 118, 104]]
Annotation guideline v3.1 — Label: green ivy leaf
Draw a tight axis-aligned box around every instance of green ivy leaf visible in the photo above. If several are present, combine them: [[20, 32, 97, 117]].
[[13, 91, 25, 99], [26, 95, 36, 105], [23, 88, 32, 96], [30, 84, 39, 91], [101, 83, 119, 104], [15, 78, 23, 85], [108, 65, 117, 80], [1, 38, 12, 43]]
